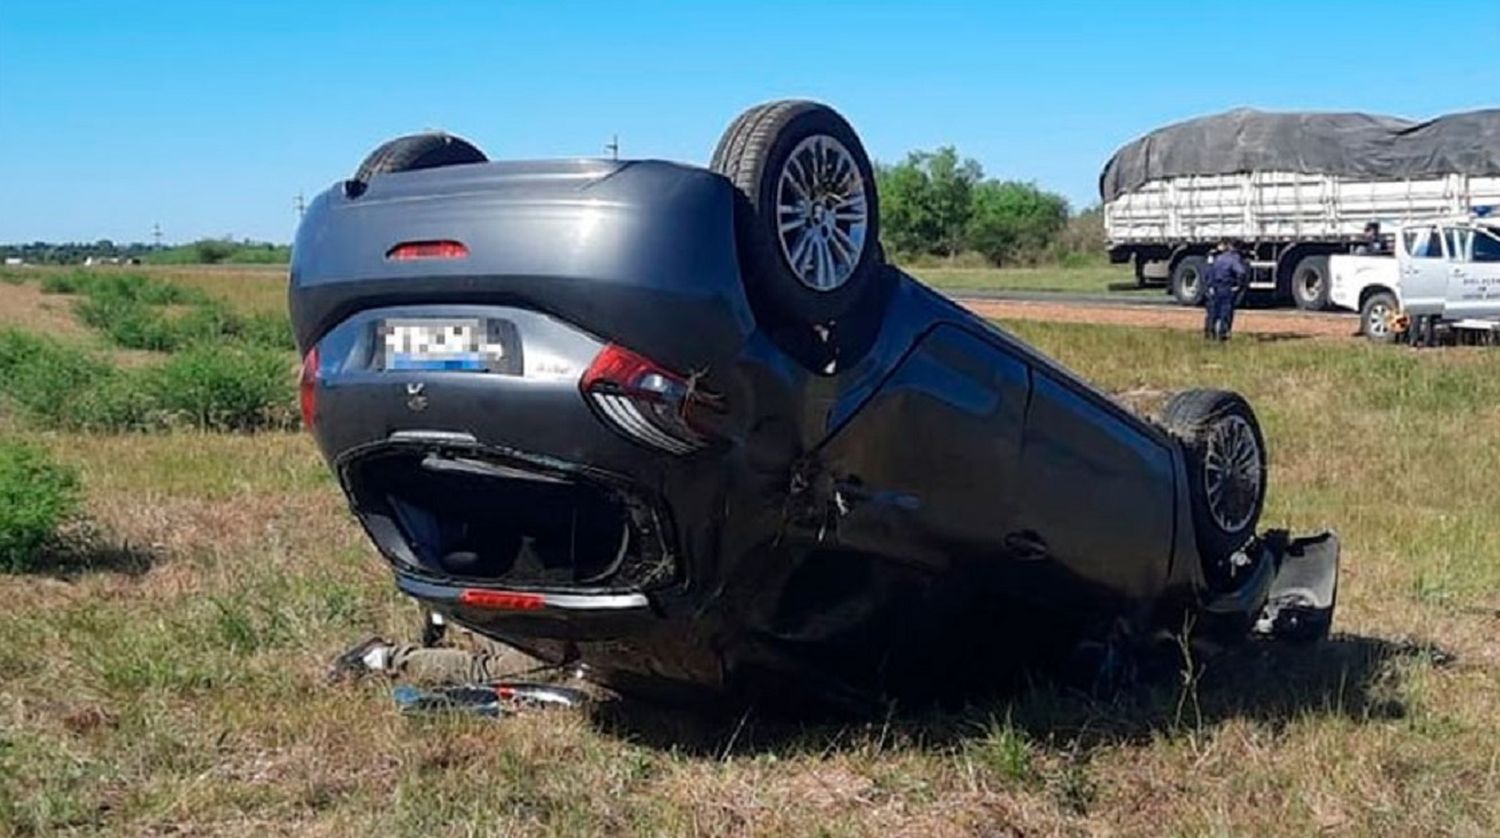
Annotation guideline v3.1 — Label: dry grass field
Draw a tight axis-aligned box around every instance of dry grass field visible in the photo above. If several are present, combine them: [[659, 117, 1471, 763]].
[[1, 266, 1497, 835]]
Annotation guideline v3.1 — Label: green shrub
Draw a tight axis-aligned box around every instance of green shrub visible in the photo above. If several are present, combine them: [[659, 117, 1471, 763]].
[[84, 273, 198, 306], [0, 440, 81, 572], [42, 270, 296, 354], [73, 288, 236, 352], [151, 344, 297, 431], [0, 328, 295, 432], [39, 271, 96, 295], [233, 311, 297, 351], [0, 329, 118, 427]]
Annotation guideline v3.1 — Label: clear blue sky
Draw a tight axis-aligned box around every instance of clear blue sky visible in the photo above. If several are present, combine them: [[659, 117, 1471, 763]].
[[1, 1, 1495, 244]]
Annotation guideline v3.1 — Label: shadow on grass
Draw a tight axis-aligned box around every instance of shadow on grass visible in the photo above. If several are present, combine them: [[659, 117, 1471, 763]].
[[1236, 332, 1316, 344], [7, 527, 159, 578], [588, 632, 1452, 759]]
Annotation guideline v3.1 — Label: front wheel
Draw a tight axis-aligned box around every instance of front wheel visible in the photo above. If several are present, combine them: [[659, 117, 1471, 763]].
[[1159, 390, 1268, 589], [1360, 291, 1401, 344]]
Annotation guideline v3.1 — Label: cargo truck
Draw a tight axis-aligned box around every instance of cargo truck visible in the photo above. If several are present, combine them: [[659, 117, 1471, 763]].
[[1101, 109, 1500, 310]]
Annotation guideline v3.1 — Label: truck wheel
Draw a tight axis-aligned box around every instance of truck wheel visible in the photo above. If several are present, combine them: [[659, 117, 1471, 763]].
[[1170, 256, 1207, 306], [1159, 390, 1268, 589], [345, 133, 487, 198], [710, 100, 883, 330], [1290, 255, 1332, 311], [1360, 291, 1400, 344]]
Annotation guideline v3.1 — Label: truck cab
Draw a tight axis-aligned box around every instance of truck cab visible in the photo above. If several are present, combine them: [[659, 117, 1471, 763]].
[[1329, 216, 1500, 341]]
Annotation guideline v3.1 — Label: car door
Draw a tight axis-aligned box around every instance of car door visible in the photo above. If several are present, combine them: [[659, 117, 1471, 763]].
[[1447, 225, 1500, 319], [816, 324, 1030, 572], [1399, 225, 1448, 315]]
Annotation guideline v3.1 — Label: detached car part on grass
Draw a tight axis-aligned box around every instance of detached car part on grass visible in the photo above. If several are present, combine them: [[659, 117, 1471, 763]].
[[290, 101, 1338, 710]]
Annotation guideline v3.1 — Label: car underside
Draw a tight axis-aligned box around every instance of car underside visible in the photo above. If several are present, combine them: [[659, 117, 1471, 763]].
[[290, 101, 1339, 710]]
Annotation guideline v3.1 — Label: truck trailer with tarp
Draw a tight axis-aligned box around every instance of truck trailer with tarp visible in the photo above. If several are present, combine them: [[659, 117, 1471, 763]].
[[1101, 108, 1500, 309]]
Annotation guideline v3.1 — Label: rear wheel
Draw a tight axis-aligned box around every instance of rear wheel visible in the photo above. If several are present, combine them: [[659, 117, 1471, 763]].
[[345, 133, 487, 198], [1159, 390, 1268, 589], [1170, 255, 1207, 306], [1360, 291, 1400, 344], [711, 100, 884, 332], [1290, 254, 1332, 311]]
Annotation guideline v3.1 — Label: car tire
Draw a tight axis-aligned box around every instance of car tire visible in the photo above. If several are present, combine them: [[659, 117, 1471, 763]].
[[345, 133, 487, 198], [1360, 291, 1400, 344], [1170, 255, 1207, 306], [1159, 389, 1268, 589], [710, 100, 884, 330], [1290, 254, 1332, 311]]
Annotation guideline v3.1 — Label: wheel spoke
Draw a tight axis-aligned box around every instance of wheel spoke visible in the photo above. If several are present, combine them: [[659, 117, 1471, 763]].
[[829, 226, 857, 261], [788, 231, 812, 268]]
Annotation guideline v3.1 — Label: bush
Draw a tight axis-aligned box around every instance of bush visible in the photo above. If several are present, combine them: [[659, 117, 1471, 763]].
[[71, 277, 253, 352], [0, 440, 80, 572], [966, 181, 1070, 267], [231, 312, 295, 351], [877, 145, 1085, 267], [151, 345, 297, 431], [0, 329, 296, 433], [194, 240, 238, 265], [39, 271, 96, 295], [0, 329, 118, 427]]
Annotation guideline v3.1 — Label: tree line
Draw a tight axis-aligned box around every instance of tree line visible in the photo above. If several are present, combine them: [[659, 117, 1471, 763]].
[[876, 147, 1102, 267], [0, 239, 290, 266]]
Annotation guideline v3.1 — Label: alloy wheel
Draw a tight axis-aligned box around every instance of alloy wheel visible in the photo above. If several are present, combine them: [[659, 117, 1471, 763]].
[[1203, 414, 1262, 533], [775, 135, 869, 291]]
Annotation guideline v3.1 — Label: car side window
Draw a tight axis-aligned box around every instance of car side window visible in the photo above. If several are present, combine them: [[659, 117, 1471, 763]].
[[1444, 228, 1470, 261], [1473, 230, 1500, 263], [1406, 227, 1444, 259]]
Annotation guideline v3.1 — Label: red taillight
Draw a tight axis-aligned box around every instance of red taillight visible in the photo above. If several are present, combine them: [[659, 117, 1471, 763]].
[[580, 344, 721, 455], [579, 344, 668, 396], [385, 240, 469, 261], [457, 589, 546, 610], [299, 346, 319, 429]]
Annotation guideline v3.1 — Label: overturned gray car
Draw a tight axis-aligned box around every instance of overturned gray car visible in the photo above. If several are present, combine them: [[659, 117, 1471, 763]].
[[289, 100, 1338, 709]]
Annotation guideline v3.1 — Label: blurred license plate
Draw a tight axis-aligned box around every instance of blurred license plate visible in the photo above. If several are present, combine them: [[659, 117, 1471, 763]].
[[378, 318, 514, 372]]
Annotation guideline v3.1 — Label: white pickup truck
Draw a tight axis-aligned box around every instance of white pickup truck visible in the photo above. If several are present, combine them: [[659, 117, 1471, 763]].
[[1329, 216, 1500, 343]]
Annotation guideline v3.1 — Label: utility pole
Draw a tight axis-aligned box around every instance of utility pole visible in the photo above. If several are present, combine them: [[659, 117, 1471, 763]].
[[151, 223, 163, 250], [605, 134, 619, 161], [294, 192, 306, 219]]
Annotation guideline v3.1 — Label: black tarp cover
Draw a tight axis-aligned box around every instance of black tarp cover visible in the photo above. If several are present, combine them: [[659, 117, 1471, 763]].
[[1100, 108, 1500, 202]]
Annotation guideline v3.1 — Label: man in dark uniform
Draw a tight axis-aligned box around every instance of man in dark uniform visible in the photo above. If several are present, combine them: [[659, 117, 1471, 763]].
[[1204, 240, 1248, 341]]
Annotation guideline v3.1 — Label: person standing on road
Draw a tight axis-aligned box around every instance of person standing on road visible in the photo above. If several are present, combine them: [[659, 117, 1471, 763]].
[[1204, 240, 1248, 341]]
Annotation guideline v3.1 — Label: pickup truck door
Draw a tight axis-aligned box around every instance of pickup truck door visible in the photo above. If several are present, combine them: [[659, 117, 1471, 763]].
[[1399, 225, 1447, 315], [1445, 226, 1500, 320]]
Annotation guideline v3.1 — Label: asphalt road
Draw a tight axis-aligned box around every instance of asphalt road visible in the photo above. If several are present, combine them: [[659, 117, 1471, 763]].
[[939, 286, 1359, 319]]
